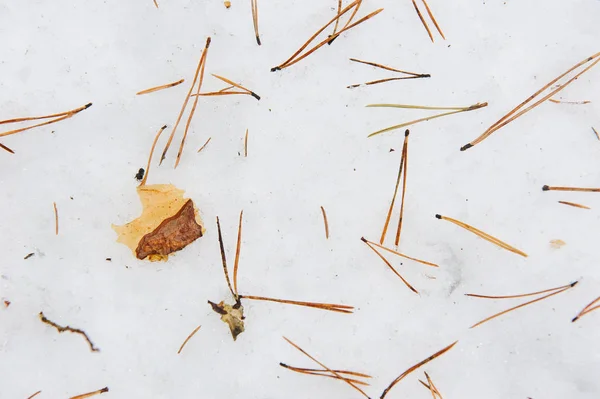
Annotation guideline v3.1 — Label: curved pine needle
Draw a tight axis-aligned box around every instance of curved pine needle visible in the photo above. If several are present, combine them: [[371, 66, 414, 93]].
[[412, 0, 434, 42], [69, 387, 109, 399], [572, 295, 600, 322], [465, 282, 573, 299], [435, 214, 527, 257], [363, 237, 438, 267], [240, 295, 353, 313], [320, 206, 330, 239], [53, 202, 58, 235], [216, 216, 237, 299], [233, 210, 243, 296], [361, 238, 419, 294], [593, 127, 599, 140], [421, 0, 445, 40], [0, 103, 92, 138], [543, 185, 600, 192], [177, 324, 202, 354], [380, 341, 458, 399], [558, 201, 590, 210], [197, 137, 212, 153], [380, 131, 409, 244], [139, 125, 168, 186], [283, 337, 371, 399], [26, 391, 42, 399], [469, 282, 577, 329], [136, 79, 184, 95], [347, 75, 429, 89], [350, 58, 426, 76]]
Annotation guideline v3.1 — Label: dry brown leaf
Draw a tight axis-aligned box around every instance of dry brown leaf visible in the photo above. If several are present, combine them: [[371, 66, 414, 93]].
[[209, 300, 245, 340]]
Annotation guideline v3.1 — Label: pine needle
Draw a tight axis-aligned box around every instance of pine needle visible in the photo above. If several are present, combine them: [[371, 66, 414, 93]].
[[0, 102, 92, 138], [465, 282, 574, 299], [548, 99, 590, 104], [380, 130, 409, 244], [53, 202, 59, 235], [0, 142, 14, 153], [244, 129, 249, 157], [592, 127, 599, 140], [331, 0, 343, 38], [153, 0, 158, 8], [558, 201, 590, 210], [350, 58, 427, 76], [233, 210, 243, 296], [348, 75, 429, 89], [240, 295, 353, 313], [572, 295, 600, 322], [26, 391, 42, 399], [216, 216, 237, 300], [421, 0, 445, 40], [251, 0, 261, 45], [69, 387, 109, 399], [139, 125, 168, 186], [363, 237, 438, 267], [321, 206, 330, 239], [177, 324, 202, 354], [197, 137, 212, 153], [361, 238, 419, 294], [412, 0, 434, 42], [394, 135, 409, 246], [435, 214, 527, 257], [542, 185, 600, 192], [136, 79, 184, 95], [193, 74, 260, 100], [280, 363, 371, 386]]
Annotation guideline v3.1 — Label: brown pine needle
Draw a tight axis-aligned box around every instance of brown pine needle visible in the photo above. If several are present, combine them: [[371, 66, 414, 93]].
[[140, 125, 168, 186], [347, 75, 430, 89], [468, 281, 577, 328], [197, 137, 212, 153], [424, 371, 443, 399], [244, 129, 249, 157], [283, 337, 371, 399], [39, 311, 100, 352], [160, 38, 211, 164], [592, 127, 599, 140], [368, 102, 487, 137], [548, 98, 590, 104], [233, 210, 243, 296], [53, 202, 59, 235], [280, 363, 371, 386], [331, 0, 343, 37], [321, 206, 330, 239], [558, 201, 590, 209], [271, 1, 382, 71], [240, 295, 353, 313], [364, 237, 438, 267], [380, 341, 458, 399], [435, 214, 527, 257], [136, 79, 184, 95], [0, 142, 14, 153], [153, 0, 158, 8], [216, 216, 237, 299], [26, 391, 42, 399], [361, 238, 419, 294], [419, 380, 437, 398], [421, 0, 445, 40], [0, 103, 92, 138], [214, 74, 260, 99], [280, 363, 372, 379], [380, 130, 409, 244], [461, 51, 600, 151], [251, 0, 261, 45], [174, 38, 211, 169], [543, 185, 600, 192], [177, 324, 202, 354], [465, 282, 574, 299], [192, 74, 260, 100], [394, 135, 409, 246], [350, 58, 427, 76], [572, 295, 600, 322], [412, 0, 434, 42], [69, 387, 109, 399]]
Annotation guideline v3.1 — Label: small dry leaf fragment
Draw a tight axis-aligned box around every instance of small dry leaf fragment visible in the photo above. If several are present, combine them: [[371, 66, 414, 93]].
[[209, 300, 245, 340], [69, 387, 109, 399], [550, 239, 566, 249], [112, 184, 205, 261]]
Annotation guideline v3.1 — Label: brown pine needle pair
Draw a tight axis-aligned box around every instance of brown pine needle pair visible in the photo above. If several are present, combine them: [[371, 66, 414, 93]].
[[271, 0, 382, 71], [466, 281, 577, 328], [361, 237, 419, 294], [419, 372, 444, 399], [380, 341, 457, 399], [283, 337, 372, 398], [69, 387, 109, 399], [411, 0, 445, 42], [280, 363, 372, 386], [572, 295, 600, 322], [379, 130, 410, 247], [321, 206, 330, 239], [193, 74, 260, 100], [435, 214, 527, 257], [348, 58, 430, 88], [160, 37, 211, 168], [251, 0, 261, 45], [53, 202, 59, 235], [139, 125, 168, 187], [543, 185, 600, 193], [136, 78, 184, 95], [364, 238, 438, 267], [367, 102, 487, 138], [197, 137, 212, 153], [177, 324, 201, 354], [461, 51, 600, 151], [558, 201, 590, 210], [548, 98, 590, 105], [39, 311, 100, 352]]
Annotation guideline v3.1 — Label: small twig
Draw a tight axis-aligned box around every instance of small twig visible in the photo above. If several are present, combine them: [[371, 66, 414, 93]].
[[244, 129, 249, 157], [380, 130, 409, 244], [412, 0, 433, 42], [320, 206, 330, 239], [39, 311, 100, 352], [543, 185, 600, 193], [177, 324, 202, 354], [558, 201, 590, 210], [363, 237, 438, 267], [251, 0, 261, 45], [197, 137, 212, 153], [0, 103, 92, 138], [26, 391, 42, 399], [435, 214, 527, 257], [421, 0, 445, 40], [136, 79, 184, 95], [53, 202, 59, 235], [240, 295, 353, 313], [69, 387, 109, 399], [380, 341, 458, 399], [572, 295, 600, 322], [361, 238, 418, 294], [140, 125, 168, 186]]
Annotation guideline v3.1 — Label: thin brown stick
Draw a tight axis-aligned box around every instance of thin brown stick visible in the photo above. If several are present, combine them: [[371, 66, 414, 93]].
[[160, 38, 210, 164], [412, 0, 433, 42], [361, 238, 418, 294], [53, 202, 59, 235], [197, 137, 212, 153], [283, 337, 371, 399], [347, 75, 430, 88], [233, 210, 243, 296], [380, 131, 409, 244], [251, 0, 261, 45], [69, 387, 109, 399], [174, 38, 211, 169], [421, 0, 445, 40], [543, 185, 600, 192], [26, 391, 42, 399], [349, 58, 426, 76], [240, 295, 353, 313], [140, 125, 168, 186], [572, 295, 600, 322], [39, 311, 99, 352], [244, 129, 249, 157], [364, 237, 438, 267], [394, 135, 409, 246], [177, 324, 202, 354], [216, 216, 237, 299], [0, 103, 92, 138], [136, 79, 184, 95], [320, 206, 330, 239], [548, 99, 590, 104], [558, 201, 590, 210], [469, 282, 577, 329], [461, 51, 600, 151], [435, 214, 527, 257], [280, 363, 371, 386], [592, 127, 599, 140], [153, 0, 158, 8], [0, 142, 14, 153], [380, 341, 458, 399], [465, 282, 574, 299]]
